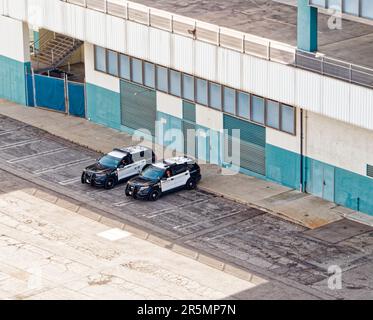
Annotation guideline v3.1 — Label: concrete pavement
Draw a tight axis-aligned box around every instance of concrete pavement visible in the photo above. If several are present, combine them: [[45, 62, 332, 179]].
[[1, 99, 370, 229]]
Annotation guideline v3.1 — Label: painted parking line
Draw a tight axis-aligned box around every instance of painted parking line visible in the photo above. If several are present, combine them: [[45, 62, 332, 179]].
[[33, 157, 94, 175], [58, 177, 82, 186], [0, 125, 28, 135], [7, 147, 69, 164], [113, 199, 134, 207], [0, 139, 42, 151], [147, 198, 209, 219]]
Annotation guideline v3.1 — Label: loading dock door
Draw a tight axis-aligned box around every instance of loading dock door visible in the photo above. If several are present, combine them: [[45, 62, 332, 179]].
[[223, 115, 266, 176], [306, 160, 335, 202], [120, 80, 157, 136]]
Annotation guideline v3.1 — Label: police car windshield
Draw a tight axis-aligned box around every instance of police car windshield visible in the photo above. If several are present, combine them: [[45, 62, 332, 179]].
[[141, 165, 165, 180], [99, 155, 121, 168]]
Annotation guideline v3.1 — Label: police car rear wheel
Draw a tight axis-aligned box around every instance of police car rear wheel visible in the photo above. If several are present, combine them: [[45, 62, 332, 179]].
[[104, 178, 115, 190], [81, 173, 85, 184], [149, 190, 160, 201], [186, 178, 197, 190]]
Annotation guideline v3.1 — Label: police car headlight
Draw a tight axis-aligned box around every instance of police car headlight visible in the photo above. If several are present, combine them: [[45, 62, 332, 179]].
[[139, 186, 150, 192]]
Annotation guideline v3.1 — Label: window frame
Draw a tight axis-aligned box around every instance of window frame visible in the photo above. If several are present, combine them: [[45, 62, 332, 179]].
[[280, 103, 296, 135], [169, 69, 182, 97], [155, 65, 169, 93], [107, 50, 119, 77], [251, 95, 265, 125], [265, 99, 281, 130]]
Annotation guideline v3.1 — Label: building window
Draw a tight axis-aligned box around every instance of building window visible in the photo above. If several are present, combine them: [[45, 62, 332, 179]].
[[252, 95, 265, 124], [266, 100, 280, 129], [95, 46, 106, 72], [182, 74, 194, 101], [144, 62, 155, 88], [209, 82, 222, 110], [107, 50, 118, 76], [237, 91, 250, 119], [169, 70, 181, 96], [223, 87, 235, 114], [131, 58, 143, 84], [196, 78, 208, 105], [119, 54, 130, 80], [361, 0, 373, 19], [343, 0, 359, 15], [281, 104, 295, 134], [156, 66, 168, 93]]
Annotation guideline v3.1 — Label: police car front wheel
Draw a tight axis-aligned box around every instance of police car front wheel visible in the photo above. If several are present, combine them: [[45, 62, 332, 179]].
[[149, 190, 161, 201], [104, 178, 116, 190]]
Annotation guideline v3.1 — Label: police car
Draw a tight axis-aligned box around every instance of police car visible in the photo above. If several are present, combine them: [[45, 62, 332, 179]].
[[81, 146, 155, 189], [125, 156, 201, 201]]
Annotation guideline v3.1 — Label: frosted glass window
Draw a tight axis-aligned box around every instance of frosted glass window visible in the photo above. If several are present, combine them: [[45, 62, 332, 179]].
[[119, 54, 130, 80], [343, 0, 359, 15], [196, 78, 208, 105], [281, 104, 295, 134], [251, 95, 265, 124], [361, 0, 373, 19], [182, 74, 194, 101], [131, 58, 143, 84], [95, 46, 106, 72], [156, 66, 168, 92], [309, 0, 326, 7], [170, 70, 181, 96], [266, 100, 280, 129], [237, 91, 250, 119], [107, 50, 118, 76], [223, 87, 235, 114], [144, 62, 155, 88], [328, 0, 341, 10], [209, 82, 222, 110]]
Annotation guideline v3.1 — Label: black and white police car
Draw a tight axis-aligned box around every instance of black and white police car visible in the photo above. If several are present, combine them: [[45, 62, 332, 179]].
[[81, 146, 155, 189], [125, 156, 201, 201]]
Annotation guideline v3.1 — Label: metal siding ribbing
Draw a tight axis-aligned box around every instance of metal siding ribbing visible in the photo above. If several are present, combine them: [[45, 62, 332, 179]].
[[350, 85, 373, 130], [295, 69, 321, 113], [243, 54, 268, 97], [149, 28, 170, 67], [268, 62, 295, 106], [8, 0, 27, 21], [27, 0, 45, 27], [65, 4, 85, 40], [126, 20, 148, 60], [44, 0, 64, 35], [172, 34, 194, 74], [106, 15, 126, 53], [85, 8, 106, 47], [223, 115, 266, 176], [195, 40, 216, 80], [217, 47, 241, 88], [322, 77, 350, 123]]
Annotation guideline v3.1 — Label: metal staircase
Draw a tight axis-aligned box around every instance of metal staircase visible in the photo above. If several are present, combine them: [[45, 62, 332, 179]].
[[31, 33, 83, 72]]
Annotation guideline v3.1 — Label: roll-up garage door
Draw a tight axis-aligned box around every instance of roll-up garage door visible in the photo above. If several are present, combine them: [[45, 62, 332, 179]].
[[223, 115, 266, 175], [120, 80, 157, 136]]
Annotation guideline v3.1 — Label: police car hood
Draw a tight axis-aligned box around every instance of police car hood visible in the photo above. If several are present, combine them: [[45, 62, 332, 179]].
[[85, 162, 114, 174], [129, 175, 157, 186]]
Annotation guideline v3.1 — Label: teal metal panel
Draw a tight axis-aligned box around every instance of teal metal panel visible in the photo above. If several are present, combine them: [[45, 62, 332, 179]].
[[183, 101, 196, 123], [0, 55, 29, 105], [297, 0, 318, 52], [86, 83, 121, 130], [266, 144, 300, 189], [223, 115, 266, 175], [196, 125, 210, 163], [120, 80, 157, 136], [305, 158, 335, 202], [335, 168, 373, 216]]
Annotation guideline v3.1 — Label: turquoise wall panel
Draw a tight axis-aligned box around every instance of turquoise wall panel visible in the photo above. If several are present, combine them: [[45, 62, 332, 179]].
[[335, 168, 373, 216], [266, 144, 300, 189], [0, 55, 29, 105], [86, 83, 121, 130], [297, 0, 318, 52], [156, 111, 184, 153]]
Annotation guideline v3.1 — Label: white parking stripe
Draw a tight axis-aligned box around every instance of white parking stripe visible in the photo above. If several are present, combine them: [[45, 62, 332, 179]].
[[33, 157, 93, 175], [0, 125, 28, 136], [58, 177, 82, 186], [0, 139, 42, 150], [7, 147, 68, 163]]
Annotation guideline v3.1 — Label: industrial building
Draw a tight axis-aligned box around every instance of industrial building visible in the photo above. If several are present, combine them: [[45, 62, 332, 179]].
[[0, 0, 373, 216]]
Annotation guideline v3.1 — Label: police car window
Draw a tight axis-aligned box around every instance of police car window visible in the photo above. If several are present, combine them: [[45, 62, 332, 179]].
[[173, 164, 187, 175], [99, 155, 121, 168]]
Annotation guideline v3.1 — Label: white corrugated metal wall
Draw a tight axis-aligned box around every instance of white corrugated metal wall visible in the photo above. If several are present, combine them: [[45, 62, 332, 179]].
[[2, 0, 373, 131]]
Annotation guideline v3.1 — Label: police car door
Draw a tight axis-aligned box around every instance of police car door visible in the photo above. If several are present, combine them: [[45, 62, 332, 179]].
[[117, 155, 136, 180], [172, 164, 190, 188]]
